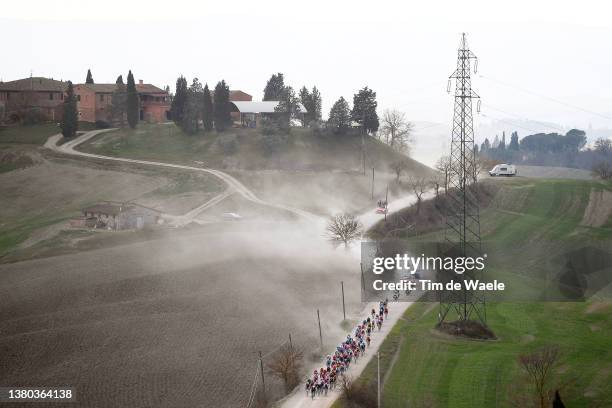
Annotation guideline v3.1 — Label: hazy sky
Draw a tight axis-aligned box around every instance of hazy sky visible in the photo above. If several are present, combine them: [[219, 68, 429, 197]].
[[3, 0, 612, 132]]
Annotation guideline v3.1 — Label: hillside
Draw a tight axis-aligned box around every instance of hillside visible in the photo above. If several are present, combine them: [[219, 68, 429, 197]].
[[337, 177, 612, 408], [77, 123, 432, 174], [78, 123, 436, 215]]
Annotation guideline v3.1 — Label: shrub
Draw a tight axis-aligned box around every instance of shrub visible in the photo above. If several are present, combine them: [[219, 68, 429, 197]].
[[218, 134, 238, 155], [95, 120, 111, 129]]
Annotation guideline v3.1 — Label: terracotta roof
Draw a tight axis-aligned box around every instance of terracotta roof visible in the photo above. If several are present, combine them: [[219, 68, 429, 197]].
[[0, 77, 68, 92], [229, 90, 252, 99], [80, 83, 167, 94]]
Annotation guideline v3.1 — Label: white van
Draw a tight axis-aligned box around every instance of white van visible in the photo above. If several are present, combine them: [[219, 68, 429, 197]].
[[489, 164, 517, 177]]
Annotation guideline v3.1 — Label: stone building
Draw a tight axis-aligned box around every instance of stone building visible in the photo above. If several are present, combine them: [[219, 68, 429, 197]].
[[80, 202, 160, 230], [0, 77, 68, 122]]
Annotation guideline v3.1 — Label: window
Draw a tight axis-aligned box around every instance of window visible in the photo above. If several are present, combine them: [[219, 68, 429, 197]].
[[77, 95, 81, 102], [49, 93, 54, 100], [100, 94, 104, 102]]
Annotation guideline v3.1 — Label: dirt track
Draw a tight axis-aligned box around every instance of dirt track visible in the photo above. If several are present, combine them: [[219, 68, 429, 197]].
[[46, 131, 320, 223]]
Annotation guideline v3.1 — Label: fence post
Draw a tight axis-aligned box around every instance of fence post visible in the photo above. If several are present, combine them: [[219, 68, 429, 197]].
[[259, 351, 266, 399], [341, 281, 346, 321], [317, 309, 323, 350]]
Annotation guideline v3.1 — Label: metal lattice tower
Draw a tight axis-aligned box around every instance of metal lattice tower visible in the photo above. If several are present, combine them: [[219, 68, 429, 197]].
[[438, 33, 487, 325]]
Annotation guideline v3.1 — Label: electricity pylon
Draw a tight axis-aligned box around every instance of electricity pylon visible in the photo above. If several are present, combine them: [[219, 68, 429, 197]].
[[438, 33, 487, 326]]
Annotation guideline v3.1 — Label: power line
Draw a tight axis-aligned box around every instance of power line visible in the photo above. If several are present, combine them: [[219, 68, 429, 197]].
[[479, 113, 558, 135], [480, 103, 565, 132], [479, 74, 612, 121]]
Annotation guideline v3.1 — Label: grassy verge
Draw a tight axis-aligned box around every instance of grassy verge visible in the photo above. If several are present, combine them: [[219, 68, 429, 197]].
[[336, 178, 612, 407], [0, 123, 61, 145], [0, 213, 73, 259]]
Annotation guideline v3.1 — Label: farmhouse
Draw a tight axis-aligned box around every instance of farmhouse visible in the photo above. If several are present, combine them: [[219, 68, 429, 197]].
[[230, 101, 307, 128], [80, 202, 160, 230], [0, 77, 68, 122], [74, 80, 170, 124]]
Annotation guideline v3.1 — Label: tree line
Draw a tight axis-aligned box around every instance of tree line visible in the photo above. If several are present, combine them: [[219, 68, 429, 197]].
[[169, 77, 231, 135], [478, 129, 612, 179]]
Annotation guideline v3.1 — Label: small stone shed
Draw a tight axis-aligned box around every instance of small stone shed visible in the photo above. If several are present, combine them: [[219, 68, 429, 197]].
[[81, 202, 160, 230]]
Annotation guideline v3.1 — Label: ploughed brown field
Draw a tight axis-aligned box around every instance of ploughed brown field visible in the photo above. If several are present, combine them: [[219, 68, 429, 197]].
[[0, 221, 362, 407]]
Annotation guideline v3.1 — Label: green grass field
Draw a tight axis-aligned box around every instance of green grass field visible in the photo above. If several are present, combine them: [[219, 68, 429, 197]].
[[0, 123, 61, 145], [337, 178, 612, 408]]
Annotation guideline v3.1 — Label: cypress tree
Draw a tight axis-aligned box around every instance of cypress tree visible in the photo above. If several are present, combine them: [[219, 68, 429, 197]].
[[181, 78, 203, 135], [85, 69, 94, 84], [202, 84, 213, 132], [126, 70, 139, 128], [111, 75, 126, 127], [299, 86, 311, 126], [328, 97, 351, 134], [499, 131, 506, 150], [351, 86, 379, 134], [263, 73, 285, 101], [61, 81, 78, 138], [509, 131, 520, 150], [275, 86, 300, 131], [213, 80, 232, 132], [171, 76, 188, 124], [311, 86, 322, 122]]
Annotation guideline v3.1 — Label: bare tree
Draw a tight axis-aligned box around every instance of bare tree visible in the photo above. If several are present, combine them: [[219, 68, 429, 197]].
[[591, 161, 612, 179], [470, 156, 485, 184], [594, 137, 612, 154], [340, 376, 377, 407], [435, 155, 451, 194], [430, 174, 442, 198], [390, 160, 409, 183], [518, 346, 560, 408], [326, 214, 363, 248], [407, 177, 428, 214], [380, 109, 413, 154], [266, 343, 304, 393]]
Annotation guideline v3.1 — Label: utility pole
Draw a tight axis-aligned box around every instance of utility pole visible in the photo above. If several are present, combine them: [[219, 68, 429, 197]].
[[371, 167, 375, 200], [317, 309, 323, 350], [341, 281, 346, 321], [360, 262, 365, 292], [384, 184, 389, 222], [362, 133, 366, 175], [377, 351, 381, 408], [259, 351, 266, 398], [362, 110, 367, 175]]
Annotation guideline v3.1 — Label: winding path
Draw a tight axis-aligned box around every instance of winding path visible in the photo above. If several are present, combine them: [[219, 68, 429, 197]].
[[45, 129, 320, 223]]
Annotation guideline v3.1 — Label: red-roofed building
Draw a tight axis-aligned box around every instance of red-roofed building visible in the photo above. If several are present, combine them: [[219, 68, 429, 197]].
[[74, 80, 170, 123], [0, 77, 68, 122]]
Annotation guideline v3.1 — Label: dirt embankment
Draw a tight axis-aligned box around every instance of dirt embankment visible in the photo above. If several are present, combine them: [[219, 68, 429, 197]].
[[368, 182, 500, 239], [581, 189, 612, 227]]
